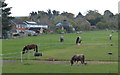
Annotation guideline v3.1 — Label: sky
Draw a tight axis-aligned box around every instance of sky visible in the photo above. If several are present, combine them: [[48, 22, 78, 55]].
[[5, 0, 119, 17]]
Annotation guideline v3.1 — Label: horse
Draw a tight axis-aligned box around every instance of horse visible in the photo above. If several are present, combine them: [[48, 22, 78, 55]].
[[22, 44, 38, 54], [76, 37, 82, 45], [60, 36, 64, 42], [109, 34, 112, 40], [70, 54, 85, 66]]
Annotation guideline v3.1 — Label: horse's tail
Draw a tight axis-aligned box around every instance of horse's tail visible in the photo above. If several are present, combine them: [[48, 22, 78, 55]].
[[36, 45, 38, 52]]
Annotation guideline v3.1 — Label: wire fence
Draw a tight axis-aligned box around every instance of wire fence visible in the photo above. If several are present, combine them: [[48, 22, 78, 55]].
[[1, 42, 118, 62]]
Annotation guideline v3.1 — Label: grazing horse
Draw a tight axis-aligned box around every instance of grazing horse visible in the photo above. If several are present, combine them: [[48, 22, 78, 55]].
[[70, 54, 85, 66], [109, 34, 112, 40], [22, 44, 38, 54], [60, 35, 64, 42], [76, 37, 82, 45]]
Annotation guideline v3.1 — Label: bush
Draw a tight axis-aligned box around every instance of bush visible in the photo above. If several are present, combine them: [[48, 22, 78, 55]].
[[56, 28, 66, 34]]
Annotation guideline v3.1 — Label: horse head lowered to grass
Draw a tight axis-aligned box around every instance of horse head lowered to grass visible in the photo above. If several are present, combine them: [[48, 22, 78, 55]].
[[70, 54, 86, 66], [22, 44, 38, 54]]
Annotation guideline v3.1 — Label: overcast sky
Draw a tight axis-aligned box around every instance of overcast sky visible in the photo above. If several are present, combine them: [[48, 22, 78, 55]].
[[5, 0, 119, 17]]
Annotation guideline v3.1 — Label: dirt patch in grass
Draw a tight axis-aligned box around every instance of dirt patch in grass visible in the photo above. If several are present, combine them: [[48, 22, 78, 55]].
[[2, 60, 118, 64]]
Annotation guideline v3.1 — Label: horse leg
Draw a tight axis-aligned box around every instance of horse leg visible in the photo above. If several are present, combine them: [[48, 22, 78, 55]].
[[81, 59, 84, 64], [76, 60, 80, 66], [76, 60, 79, 65], [34, 48, 35, 51], [26, 50, 28, 53], [70, 60, 74, 66], [81, 61, 83, 64], [35, 45, 38, 53], [22, 51, 25, 54]]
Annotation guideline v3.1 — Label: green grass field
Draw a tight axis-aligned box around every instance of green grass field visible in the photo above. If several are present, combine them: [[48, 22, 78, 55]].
[[3, 61, 118, 73], [2, 30, 118, 73]]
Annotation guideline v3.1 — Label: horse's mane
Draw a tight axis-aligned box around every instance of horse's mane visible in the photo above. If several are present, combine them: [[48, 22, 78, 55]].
[[22, 46, 27, 51], [22, 46, 27, 54]]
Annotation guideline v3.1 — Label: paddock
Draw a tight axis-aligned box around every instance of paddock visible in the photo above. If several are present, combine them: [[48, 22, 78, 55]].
[[2, 30, 118, 73]]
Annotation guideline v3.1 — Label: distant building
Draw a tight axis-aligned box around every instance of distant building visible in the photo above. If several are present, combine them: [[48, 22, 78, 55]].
[[11, 19, 26, 33], [56, 20, 72, 27], [56, 20, 72, 30], [11, 19, 48, 33], [55, 20, 74, 33]]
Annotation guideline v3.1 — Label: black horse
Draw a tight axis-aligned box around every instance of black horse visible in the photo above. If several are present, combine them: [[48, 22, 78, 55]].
[[70, 54, 85, 66], [22, 44, 38, 54]]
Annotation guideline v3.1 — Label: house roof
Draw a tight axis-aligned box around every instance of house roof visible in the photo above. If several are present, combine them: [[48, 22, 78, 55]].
[[11, 19, 25, 25], [25, 21, 37, 24], [11, 19, 48, 26], [56, 21, 72, 27]]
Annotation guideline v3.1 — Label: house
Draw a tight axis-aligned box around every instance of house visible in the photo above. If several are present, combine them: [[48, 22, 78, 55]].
[[55, 20, 74, 33], [23, 21, 48, 30], [56, 20, 72, 27], [11, 19, 26, 33], [11, 19, 48, 33]]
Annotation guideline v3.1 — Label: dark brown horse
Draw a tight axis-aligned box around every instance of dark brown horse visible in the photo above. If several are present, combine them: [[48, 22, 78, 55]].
[[70, 54, 85, 66], [22, 44, 38, 54]]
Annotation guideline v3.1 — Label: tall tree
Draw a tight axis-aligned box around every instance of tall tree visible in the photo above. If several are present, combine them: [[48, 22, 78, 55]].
[[47, 9, 52, 19], [85, 10, 103, 26], [61, 12, 74, 19], [1, 1, 13, 35], [97, 10, 118, 29], [104, 10, 114, 18], [75, 17, 91, 31], [52, 10, 59, 16]]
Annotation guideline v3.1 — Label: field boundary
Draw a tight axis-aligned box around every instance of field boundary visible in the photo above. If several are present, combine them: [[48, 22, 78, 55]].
[[2, 60, 119, 64]]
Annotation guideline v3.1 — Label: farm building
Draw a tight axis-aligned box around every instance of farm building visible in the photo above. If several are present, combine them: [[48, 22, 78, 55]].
[[10, 19, 48, 33], [55, 20, 75, 33], [56, 20, 72, 27]]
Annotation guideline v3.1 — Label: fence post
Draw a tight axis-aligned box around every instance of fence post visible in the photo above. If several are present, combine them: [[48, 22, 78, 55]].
[[21, 52, 23, 62]]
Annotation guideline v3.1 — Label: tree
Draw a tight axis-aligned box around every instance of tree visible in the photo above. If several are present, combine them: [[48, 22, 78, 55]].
[[61, 12, 74, 19], [52, 15, 67, 24], [96, 22, 107, 29], [30, 11, 37, 16], [97, 10, 118, 30], [52, 10, 60, 16], [1, 1, 14, 35], [76, 12, 84, 18], [47, 9, 52, 19], [104, 10, 114, 18], [85, 10, 103, 26], [29, 9, 118, 31], [75, 17, 91, 31]]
